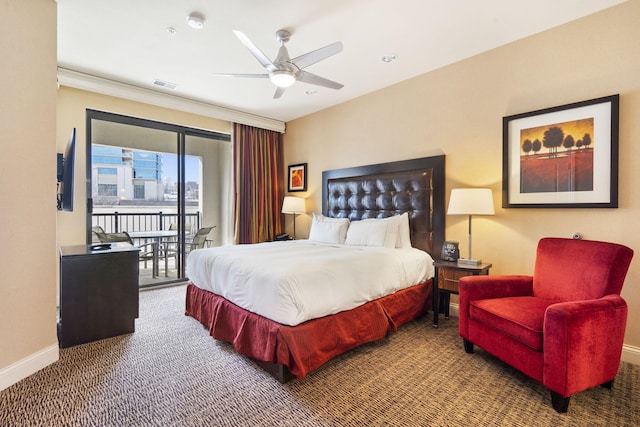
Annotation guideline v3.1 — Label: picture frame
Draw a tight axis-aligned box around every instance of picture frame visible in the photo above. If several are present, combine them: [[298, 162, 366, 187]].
[[502, 94, 619, 208], [288, 163, 307, 192]]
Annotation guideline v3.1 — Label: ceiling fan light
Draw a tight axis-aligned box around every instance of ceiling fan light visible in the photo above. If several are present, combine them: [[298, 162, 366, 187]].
[[270, 71, 296, 88]]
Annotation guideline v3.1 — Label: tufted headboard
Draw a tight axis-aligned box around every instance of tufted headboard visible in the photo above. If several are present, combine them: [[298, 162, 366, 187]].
[[322, 156, 445, 258]]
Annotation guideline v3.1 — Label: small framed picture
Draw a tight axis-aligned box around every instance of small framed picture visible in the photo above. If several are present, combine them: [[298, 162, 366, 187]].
[[288, 163, 307, 192], [441, 241, 459, 262]]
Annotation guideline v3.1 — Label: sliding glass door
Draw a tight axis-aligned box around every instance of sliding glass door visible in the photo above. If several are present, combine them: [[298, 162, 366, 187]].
[[86, 110, 231, 287]]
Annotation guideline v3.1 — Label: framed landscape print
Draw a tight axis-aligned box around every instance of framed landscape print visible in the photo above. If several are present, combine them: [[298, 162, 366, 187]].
[[288, 163, 307, 192], [502, 94, 619, 208]]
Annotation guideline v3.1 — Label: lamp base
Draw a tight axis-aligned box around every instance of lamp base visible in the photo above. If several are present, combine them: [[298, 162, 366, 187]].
[[457, 258, 482, 266]]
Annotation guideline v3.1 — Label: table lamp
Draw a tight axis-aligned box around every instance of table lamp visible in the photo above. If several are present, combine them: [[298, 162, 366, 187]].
[[447, 188, 495, 266], [281, 196, 307, 239]]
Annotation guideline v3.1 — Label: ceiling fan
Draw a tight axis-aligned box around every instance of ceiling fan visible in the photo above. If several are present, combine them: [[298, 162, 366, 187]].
[[217, 29, 344, 99]]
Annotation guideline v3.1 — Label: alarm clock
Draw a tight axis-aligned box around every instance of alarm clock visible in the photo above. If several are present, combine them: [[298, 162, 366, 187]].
[[441, 241, 460, 262]]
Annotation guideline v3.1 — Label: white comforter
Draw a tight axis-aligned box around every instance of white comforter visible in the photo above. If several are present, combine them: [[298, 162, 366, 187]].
[[187, 240, 434, 326]]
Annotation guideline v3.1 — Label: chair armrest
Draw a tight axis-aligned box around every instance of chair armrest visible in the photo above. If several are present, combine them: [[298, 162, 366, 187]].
[[543, 294, 628, 396], [136, 242, 157, 252], [458, 275, 533, 339], [459, 275, 534, 301], [101, 232, 131, 243]]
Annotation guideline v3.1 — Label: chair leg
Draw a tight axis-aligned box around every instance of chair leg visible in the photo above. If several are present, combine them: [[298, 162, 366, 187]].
[[463, 338, 474, 354], [550, 380, 612, 413], [550, 391, 570, 413], [164, 251, 168, 277]]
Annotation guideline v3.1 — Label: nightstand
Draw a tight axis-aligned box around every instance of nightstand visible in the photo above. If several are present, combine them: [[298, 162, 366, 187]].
[[432, 260, 491, 327]]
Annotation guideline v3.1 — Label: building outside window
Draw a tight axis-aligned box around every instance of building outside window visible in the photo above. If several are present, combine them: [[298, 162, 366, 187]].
[[97, 184, 118, 197], [92, 145, 165, 204], [133, 184, 145, 199]]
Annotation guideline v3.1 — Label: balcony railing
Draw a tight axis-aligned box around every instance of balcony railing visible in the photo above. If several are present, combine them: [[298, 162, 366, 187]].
[[92, 211, 201, 234]]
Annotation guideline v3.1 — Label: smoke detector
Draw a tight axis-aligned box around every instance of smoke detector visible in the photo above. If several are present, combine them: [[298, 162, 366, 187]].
[[186, 12, 205, 29]]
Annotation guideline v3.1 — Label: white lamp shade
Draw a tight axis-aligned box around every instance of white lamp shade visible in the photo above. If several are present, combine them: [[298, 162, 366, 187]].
[[282, 196, 307, 214], [447, 188, 495, 216]]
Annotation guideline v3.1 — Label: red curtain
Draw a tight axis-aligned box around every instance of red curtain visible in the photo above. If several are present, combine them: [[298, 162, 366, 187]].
[[233, 123, 285, 243]]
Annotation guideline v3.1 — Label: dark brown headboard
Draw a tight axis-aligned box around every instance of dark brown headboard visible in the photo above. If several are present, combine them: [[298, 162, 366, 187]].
[[322, 156, 445, 258]]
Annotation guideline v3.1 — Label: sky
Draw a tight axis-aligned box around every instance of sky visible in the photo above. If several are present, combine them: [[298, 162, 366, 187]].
[[162, 153, 200, 184]]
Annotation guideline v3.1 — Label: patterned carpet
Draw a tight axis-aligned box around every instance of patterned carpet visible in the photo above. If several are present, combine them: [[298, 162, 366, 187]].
[[1, 284, 638, 426]]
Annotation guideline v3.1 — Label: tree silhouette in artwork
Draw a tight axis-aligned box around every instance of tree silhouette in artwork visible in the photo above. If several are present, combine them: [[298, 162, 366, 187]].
[[522, 139, 533, 156], [532, 139, 542, 155], [563, 134, 575, 152], [582, 133, 592, 149], [543, 126, 565, 158]]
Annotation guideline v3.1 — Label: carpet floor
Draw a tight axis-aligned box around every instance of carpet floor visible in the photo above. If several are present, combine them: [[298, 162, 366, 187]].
[[1, 284, 638, 426]]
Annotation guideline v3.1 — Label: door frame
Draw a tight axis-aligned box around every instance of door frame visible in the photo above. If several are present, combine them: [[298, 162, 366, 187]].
[[85, 109, 231, 285]]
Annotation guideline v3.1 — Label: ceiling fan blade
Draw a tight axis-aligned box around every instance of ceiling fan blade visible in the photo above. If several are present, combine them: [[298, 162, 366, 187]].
[[213, 73, 269, 79], [273, 86, 286, 99], [297, 70, 344, 90], [232, 30, 275, 70], [291, 41, 343, 69]]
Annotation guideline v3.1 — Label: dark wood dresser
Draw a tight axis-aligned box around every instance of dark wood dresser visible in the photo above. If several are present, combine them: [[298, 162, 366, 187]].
[[58, 243, 140, 348]]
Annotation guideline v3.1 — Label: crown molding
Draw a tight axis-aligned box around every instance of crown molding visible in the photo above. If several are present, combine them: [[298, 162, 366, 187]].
[[57, 68, 286, 133]]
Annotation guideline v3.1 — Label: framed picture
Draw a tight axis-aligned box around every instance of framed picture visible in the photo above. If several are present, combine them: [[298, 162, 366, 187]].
[[502, 94, 619, 208], [288, 163, 307, 192]]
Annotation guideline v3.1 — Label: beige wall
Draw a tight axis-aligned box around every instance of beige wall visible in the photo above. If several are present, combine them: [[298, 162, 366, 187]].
[[284, 1, 640, 354], [56, 87, 233, 248], [0, 0, 58, 388], [2, 78, 234, 388]]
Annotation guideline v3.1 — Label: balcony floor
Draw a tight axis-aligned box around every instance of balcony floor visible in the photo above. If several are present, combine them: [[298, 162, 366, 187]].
[[138, 256, 186, 288]]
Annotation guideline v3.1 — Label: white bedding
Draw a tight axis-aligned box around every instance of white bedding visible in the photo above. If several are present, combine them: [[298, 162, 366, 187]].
[[187, 240, 434, 326]]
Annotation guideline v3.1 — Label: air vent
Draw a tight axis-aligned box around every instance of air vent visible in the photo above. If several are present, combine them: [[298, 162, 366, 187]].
[[153, 79, 178, 90]]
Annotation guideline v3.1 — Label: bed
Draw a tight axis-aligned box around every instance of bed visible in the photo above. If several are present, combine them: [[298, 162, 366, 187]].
[[185, 155, 445, 382]]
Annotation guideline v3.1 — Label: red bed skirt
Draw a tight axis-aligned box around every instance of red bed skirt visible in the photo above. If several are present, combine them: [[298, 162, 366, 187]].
[[185, 279, 432, 379]]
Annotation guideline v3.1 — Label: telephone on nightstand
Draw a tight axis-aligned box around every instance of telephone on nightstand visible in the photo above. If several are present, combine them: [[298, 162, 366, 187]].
[[441, 241, 460, 262], [274, 233, 291, 241]]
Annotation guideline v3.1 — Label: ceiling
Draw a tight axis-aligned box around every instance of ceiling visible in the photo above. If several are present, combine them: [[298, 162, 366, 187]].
[[57, 0, 626, 124]]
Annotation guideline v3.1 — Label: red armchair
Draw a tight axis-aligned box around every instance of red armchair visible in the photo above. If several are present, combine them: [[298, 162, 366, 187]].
[[458, 237, 633, 412]]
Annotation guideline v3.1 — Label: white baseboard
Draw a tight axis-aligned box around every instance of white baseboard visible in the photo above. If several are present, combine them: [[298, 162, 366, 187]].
[[621, 344, 640, 366], [447, 303, 640, 366], [0, 344, 59, 391]]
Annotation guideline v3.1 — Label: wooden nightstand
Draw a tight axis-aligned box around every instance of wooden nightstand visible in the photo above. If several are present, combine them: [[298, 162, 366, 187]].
[[432, 260, 491, 327]]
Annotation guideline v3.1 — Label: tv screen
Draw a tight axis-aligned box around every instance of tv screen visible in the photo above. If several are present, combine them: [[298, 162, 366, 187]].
[[58, 128, 76, 212]]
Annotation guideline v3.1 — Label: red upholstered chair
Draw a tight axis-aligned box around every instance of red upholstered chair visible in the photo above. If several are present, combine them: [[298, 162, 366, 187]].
[[458, 237, 633, 412]]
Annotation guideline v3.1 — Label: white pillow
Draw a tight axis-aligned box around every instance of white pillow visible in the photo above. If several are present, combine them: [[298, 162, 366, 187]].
[[380, 215, 402, 248], [344, 218, 397, 248], [361, 214, 411, 248], [308, 213, 350, 244], [390, 212, 412, 248]]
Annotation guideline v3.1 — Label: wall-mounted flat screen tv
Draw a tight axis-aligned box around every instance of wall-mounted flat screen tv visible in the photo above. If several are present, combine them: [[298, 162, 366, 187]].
[[57, 128, 76, 212]]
